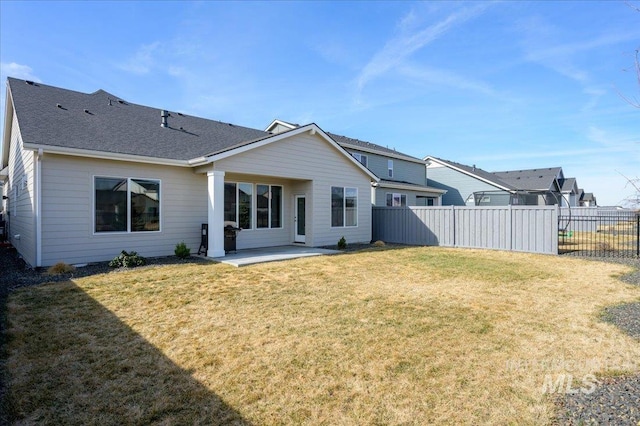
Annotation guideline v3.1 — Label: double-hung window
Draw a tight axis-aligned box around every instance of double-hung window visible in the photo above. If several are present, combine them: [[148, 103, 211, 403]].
[[331, 186, 357, 227], [256, 184, 283, 228], [95, 177, 160, 233], [388, 160, 394, 178]]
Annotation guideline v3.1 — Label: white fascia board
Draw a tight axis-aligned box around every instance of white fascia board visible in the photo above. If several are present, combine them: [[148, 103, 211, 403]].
[[22, 143, 191, 167], [1, 84, 15, 169], [342, 143, 425, 164], [264, 119, 297, 132], [424, 156, 514, 193], [194, 124, 380, 182], [374, 181, 447, 194], [0, 166, 8, 177]]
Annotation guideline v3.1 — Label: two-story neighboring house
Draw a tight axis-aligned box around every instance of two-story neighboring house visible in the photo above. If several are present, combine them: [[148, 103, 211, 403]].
[[266, 120, 446, 207]]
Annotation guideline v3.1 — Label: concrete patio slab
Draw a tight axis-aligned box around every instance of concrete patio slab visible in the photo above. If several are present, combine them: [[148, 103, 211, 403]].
[[213, 245, 340, 267]]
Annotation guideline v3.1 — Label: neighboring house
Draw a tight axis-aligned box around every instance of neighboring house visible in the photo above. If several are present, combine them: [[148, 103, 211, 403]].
[[492, 167, 565, 205], [424, 156, 519, 206], [560, 177, 580, 207], [267, 120, 446, 207], [0, 78, 378, 267], [580, 192, 597, 207], [425, 156, 582, 206]]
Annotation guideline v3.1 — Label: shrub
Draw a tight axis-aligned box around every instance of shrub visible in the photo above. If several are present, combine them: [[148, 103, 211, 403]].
[[109, 250, 146, 268], [373, 240, 386, 247], [175, 241, 191, 259], [47, 262, 76, 275], [337, 236, 347, 250]]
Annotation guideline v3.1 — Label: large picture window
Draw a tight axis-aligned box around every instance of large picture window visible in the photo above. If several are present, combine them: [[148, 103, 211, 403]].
[[257, 184, 283, 229], [331, 186, 357, 227], [95, 177, 160, 233]]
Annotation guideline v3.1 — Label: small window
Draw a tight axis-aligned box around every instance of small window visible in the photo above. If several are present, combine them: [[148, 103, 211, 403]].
[[352, 153, 368, 167], [480, 196, 491, 203], [386, 192, 406, 207], [331, 186, 358, 227], [388, 160, 393, 178]]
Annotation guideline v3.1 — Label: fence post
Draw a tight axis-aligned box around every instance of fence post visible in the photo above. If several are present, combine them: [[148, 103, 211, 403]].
[[451, 205, 456, 247], [508, 204, 513, 251]]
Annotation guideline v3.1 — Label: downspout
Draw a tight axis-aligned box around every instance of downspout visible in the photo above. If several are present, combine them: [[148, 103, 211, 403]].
[[35, 148, 43, 267]]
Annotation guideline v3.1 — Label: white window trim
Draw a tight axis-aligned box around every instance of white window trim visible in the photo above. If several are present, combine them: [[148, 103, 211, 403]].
[[256, 183, 283, 229], [225, 181, 254, 230], [93, 175, 162, 235], [386, 192, 406, 207], [330, 186, 358, 228], [388, 159, 394, 178], [352, 153, 368, 168]]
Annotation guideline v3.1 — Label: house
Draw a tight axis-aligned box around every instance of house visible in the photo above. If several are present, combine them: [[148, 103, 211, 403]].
[[579, 192, 597, 207], [560, 177, 580, 207], [492, 167, 564, 205], [267, 120, 446, 207], [0, 78, 379, 267], [425, 156, 588, 206], [424, 156, 520, 205]]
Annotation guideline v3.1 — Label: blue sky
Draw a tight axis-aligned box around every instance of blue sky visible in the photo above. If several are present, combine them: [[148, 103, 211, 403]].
[[1, 1, 638, 206]]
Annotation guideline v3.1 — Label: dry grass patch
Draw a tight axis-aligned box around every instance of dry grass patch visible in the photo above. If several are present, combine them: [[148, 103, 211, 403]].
[[6, 247, 640, 425]]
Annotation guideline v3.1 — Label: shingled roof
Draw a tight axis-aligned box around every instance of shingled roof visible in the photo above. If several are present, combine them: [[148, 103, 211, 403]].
[[492, 167, 562, 192], [425, 157, 518, 191], [7, 77, 271, 162]]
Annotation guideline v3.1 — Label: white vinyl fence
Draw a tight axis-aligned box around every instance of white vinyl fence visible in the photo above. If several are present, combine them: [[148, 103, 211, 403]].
[[372, 206, 558, 255]]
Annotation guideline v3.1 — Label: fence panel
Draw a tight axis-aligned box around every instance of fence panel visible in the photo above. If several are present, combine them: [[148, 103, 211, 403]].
[[558, 208, 639, 258], [372, 206, 558, 255]]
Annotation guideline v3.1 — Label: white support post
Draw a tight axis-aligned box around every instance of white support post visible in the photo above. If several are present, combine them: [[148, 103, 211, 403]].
[[207, 171, 226, 257]]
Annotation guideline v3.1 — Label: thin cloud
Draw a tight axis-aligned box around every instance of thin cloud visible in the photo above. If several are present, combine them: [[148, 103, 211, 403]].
[[118, 42, 161, 75], [355, 3, 493, 95], [522, 28, 640, 84], [0, 62, 40, 82], [398, 64, 499, 97]]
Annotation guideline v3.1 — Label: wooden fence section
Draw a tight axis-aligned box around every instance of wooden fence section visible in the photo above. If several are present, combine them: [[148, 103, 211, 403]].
[[372, 206, 558, 255]]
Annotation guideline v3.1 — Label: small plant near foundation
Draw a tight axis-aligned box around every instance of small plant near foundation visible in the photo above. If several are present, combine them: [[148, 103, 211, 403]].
[[337, 236, 347, 250], [373, 240, 386, 247], [174, 242, 191, 259], [47, 262, 76, 275], [109, 250, 146, 268]]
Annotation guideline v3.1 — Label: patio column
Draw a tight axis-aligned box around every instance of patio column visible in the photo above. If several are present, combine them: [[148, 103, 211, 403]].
[[207, 170, 225, 257]]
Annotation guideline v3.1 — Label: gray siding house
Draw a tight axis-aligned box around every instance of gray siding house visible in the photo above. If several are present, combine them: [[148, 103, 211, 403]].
[[425, 156, 582, 206], [1, 78, 378, 267], [267, 120, 446, 207]]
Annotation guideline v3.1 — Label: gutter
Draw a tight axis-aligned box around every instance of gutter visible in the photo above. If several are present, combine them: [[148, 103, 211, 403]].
[[23, 143, 191, 167], [35, 148, 42, 267]]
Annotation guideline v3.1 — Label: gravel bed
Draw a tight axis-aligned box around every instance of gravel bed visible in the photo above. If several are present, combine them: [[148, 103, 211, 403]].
[[555, 254, 640, 425]]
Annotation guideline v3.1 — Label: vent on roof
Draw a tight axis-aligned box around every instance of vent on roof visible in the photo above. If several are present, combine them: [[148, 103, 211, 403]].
[[177, 112, 184, 116], [56, 103, 66, 110], [84, 109, 93, 115], [25, 80, 34, 85], [108, 99, 112, 106], [161, 110, 169, 128], [117, 99, 125, 104]]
